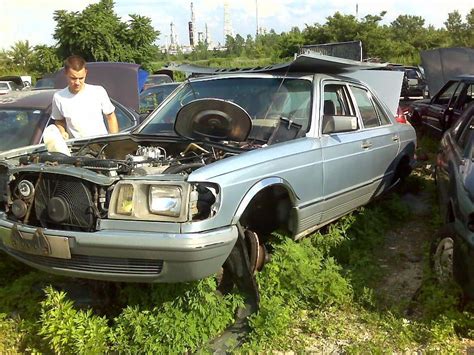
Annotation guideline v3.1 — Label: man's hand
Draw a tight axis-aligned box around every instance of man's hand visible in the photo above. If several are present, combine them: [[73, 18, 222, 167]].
[[54, 120, 69, 140]]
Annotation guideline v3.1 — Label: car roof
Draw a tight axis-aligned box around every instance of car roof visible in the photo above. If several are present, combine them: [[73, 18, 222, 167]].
[[0, 89, 55, 110], [454, 74, 474, 81]]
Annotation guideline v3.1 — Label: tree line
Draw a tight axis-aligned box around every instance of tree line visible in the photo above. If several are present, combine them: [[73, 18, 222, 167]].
[[0, 0, 472, 80]]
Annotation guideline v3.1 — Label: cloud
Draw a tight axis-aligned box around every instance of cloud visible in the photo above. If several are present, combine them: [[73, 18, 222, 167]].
[[0, 0, 100, 50]]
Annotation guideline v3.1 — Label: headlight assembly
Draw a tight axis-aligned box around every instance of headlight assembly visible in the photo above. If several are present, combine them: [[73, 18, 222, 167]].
[[116, 184, 134, 215], [109, 181, 190, 222], [148, 185, 182, 217]]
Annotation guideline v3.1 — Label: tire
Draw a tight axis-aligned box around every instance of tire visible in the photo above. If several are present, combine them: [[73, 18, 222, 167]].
[[430, 224, 471, 300]]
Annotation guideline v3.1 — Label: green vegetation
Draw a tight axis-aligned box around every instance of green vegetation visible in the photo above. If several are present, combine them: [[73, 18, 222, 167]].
[[0, 137, 472, 353]]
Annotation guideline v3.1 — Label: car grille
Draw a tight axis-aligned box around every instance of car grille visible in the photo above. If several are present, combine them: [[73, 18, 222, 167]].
[[6, 249, 163, 276]]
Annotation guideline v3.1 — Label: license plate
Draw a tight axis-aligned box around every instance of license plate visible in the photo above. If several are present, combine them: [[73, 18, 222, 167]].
[[4, 225, 71, 259]]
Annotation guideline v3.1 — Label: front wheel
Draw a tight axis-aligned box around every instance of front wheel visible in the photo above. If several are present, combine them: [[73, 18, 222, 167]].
[[432, 235, 454, 284], [430, 224, 470, 302]]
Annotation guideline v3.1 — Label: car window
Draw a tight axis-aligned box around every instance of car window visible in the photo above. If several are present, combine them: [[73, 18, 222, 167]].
[[141, 77, 313, 135], [0, 82, 8, 90], [323, 84, 353, 116], [434, 81, 461, 105], [456, 111, 474, 151], [406, 69, 418, 80], [456, 83, 474, 111], [0, 109, 45, 150], [350, 86, 381, 128], [103, 105, 134, 131]]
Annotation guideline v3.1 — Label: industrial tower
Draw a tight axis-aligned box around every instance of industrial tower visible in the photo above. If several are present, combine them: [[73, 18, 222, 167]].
[[223, 1, 233, 40]]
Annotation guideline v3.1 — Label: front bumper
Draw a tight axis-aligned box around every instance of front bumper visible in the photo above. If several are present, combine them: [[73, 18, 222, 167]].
[[0, 214, 237, 283]]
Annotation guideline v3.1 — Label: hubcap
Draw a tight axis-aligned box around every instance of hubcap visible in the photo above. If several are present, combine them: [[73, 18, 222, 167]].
[[434, 237, 454, 283]]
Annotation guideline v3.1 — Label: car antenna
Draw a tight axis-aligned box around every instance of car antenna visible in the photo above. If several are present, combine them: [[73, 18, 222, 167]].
[[264, 57, 295, 125]]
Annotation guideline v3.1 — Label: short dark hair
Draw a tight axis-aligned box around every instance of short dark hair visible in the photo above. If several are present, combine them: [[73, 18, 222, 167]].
[[64, 55, 86, 72]]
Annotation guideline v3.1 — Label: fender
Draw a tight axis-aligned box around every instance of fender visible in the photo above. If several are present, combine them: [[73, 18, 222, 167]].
[[231, 177, 299, 225]]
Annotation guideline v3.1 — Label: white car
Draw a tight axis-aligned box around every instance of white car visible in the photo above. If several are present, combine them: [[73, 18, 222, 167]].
[[0, 81, 21, 95]]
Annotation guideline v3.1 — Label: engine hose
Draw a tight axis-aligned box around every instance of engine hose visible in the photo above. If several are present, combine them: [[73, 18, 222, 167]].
[[162, 163, 204, 174]]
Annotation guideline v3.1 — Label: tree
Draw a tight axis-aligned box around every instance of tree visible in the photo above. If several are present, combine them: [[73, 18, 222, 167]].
[[30, 45, 62, 75], [7, 40, 34, 69], [53, 0, 159, 67], [444, 9, 473, 47], [278, 27, 305, 58]]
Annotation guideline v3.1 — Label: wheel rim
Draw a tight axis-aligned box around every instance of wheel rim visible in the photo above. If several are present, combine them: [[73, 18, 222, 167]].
[[434, 237, 454, 283]]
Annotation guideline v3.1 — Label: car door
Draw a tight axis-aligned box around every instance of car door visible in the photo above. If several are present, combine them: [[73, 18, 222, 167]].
[[449, 82, 474, 127], [438, 108, 474, 224], [424, 80, 463, 131], [319, 82, 400, 223]]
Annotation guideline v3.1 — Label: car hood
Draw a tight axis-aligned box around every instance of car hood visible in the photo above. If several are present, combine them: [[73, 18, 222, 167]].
[[54, 62, 146, 111], [421, 47, 474, 96]]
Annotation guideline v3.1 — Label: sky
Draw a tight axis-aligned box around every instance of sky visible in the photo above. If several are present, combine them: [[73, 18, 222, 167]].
[[0, 0, 472, 51]]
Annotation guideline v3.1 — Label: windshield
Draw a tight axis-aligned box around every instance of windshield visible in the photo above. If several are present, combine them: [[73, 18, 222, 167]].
[[146, 75, 173, 86], [139, 84, 180, 112], [0, 109, 46, 151], [140, 77, 312, 137]]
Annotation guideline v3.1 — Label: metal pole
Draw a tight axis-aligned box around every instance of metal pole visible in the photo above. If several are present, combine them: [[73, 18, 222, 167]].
[[255, 0, 258, 38]]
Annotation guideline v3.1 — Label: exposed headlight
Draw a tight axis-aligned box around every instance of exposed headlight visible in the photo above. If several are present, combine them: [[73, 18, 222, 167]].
[[148, 185, 182, 217], [116, 184, 134, 215]]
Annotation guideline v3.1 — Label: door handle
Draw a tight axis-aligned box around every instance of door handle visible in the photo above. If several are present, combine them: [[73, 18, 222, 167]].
[[361, 141, 372, 149], [392, 135, 399, 142]]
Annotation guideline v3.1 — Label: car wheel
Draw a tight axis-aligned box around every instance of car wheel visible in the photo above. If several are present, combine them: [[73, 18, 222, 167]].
[[432, 234, 454, 284]]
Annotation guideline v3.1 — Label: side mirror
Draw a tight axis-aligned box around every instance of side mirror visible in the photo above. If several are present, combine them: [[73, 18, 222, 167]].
[[322, 115, 358, 134]]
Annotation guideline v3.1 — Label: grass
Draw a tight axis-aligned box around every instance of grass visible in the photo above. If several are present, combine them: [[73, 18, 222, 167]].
[[0, 136, 473, 352]]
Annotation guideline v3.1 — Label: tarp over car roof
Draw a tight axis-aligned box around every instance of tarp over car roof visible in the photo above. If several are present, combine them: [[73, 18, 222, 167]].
[[165, 52, 385, 76], [54, 62, 145, 111], [166, 53, 401, 116], [421, 47, 474, 96]]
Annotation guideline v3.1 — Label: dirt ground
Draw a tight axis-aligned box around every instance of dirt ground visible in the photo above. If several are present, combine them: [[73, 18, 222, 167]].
[[375, 186, 433, 313]]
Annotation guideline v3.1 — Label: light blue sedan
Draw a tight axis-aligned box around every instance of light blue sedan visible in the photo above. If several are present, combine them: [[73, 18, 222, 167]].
[[0, 54, 416, 286]]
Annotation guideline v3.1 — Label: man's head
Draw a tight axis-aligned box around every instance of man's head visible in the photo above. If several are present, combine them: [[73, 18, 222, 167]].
[[64, 55, 87, 94]]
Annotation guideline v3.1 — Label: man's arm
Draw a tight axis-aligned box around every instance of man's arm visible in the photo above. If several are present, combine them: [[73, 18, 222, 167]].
[[106, 111, 119, 134], [51, 94, 69, 139], [54, 120, 69, 139]]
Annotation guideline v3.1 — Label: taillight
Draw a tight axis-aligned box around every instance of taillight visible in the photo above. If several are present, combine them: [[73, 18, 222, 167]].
[[396, 106, 407, 124]]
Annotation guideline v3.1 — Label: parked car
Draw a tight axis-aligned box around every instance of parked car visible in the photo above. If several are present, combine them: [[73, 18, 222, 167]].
[[433, 103, 474, 300], [409, 75, 474, 133], [0, 81, 22, 95], [33, 77, 55, 90], [143, 74, 173, 90], [0, 54, 416, 286], [139, 82, 181, 114], [387, 65, 428, 99], [0, 89, 139, 152]]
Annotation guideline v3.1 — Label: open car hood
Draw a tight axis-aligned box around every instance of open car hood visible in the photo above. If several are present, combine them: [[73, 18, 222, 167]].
[[174, 99, 252, 142], [54, 62, 147, 111], [421, 47, 474, 96]]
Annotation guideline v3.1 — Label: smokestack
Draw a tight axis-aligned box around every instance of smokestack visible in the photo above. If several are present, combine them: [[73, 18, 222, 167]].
[[189, 21, 194, 46]]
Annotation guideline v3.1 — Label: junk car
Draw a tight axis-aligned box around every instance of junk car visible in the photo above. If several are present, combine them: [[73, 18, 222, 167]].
[[434, 103, 474, 300], [409, 75, 474, 133], [0, 54, 416, 284]]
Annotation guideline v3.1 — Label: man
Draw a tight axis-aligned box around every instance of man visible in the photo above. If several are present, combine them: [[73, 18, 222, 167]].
[[51, 55, 119, 139]]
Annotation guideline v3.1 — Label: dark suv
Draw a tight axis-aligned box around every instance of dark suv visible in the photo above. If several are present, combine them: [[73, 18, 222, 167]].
[[391, 65, 428, 99]]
